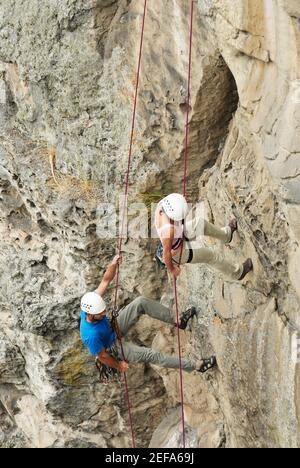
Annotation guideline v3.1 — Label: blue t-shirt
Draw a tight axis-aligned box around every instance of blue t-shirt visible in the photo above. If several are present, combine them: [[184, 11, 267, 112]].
[[80, 312, 116, 357]]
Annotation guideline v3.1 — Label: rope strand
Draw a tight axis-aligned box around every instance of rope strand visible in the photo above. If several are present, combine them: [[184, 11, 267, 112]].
[[113, 0, 148, 449], [173, 0, 195, 449], [112, 0, 193, 449], [183, 0, 194, 200], [173, 277, 186, 448]]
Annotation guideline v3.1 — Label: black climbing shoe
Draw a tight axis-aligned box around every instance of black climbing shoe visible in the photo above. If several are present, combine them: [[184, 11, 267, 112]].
[[198, 356, 217, 374], [228, 219, 238, 243], [238, 258, 253, 281], [177, 307, 197, 330]]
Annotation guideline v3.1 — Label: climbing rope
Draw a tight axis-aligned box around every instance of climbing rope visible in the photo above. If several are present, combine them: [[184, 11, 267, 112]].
[[174, 0, 195, 449], [111, 0, 194, 449], [182, 0, 194, 200], [112, 0, 148, 449]]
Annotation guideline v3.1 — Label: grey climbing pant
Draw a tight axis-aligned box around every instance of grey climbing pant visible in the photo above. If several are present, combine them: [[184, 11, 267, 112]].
[[172, 218, 243, 281], [110, 296, 196, 373]]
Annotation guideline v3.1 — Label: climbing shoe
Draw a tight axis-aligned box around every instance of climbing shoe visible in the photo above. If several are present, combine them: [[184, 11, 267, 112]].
[[177, 307, 197, 330], [238, 258, 253, 281], [198, 356, 217, 374], [228, 219, 238, 243]]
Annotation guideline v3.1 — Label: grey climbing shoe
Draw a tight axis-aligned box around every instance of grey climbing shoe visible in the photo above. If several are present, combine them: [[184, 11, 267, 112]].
[[238, 258, 253, 281], [198, 356, 217, 374], [228, 219, 238, 243], [177, 307, 197, 330]]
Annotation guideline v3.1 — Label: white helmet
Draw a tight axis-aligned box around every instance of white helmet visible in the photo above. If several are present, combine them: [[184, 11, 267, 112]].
[[81, 292, 106, 315], [161, 193, 189, 221]]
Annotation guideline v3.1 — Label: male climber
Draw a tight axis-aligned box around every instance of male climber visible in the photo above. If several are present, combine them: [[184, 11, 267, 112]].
[[80, 255, 217, 374], [155, 193, 253, 280]]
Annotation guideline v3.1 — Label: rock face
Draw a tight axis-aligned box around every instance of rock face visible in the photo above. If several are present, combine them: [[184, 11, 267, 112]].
[[0, 0, 299, 448]]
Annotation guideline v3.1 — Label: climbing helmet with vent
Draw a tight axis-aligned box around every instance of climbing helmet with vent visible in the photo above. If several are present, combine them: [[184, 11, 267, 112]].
[[81, 292, 106, 315], [161, 193, 189, 222]]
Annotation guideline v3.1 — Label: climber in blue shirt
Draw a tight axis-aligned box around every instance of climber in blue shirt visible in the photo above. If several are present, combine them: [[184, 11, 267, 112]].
[[80, 255, 217, 375], [80, 311, 116, 357]]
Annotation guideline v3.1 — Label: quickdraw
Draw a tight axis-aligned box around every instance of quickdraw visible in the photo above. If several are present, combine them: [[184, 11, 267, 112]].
[[111, 306, 122, 341], [155, 243, 166, 269], [95, 307, 122, 385], [95, 357, 121, 385]]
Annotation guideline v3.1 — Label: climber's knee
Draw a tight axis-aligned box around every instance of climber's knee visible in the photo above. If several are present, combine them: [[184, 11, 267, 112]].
[[132, 296, 148, 311], [143, 348, 160, 365], [191, 246, 214, 264], [128, 346, 158, 365], [132, 296, 143, 306]]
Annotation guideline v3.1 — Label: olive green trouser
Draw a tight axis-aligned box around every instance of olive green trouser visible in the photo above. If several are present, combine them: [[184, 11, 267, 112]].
[[111, 297, 196, 373], [173, 218, 243, 280]]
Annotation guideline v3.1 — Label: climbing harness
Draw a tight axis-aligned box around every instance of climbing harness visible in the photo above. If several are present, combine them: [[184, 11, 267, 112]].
[[111, 306, 122, 341], [173, 233, 194, 266], [155, 235, 193, 267]]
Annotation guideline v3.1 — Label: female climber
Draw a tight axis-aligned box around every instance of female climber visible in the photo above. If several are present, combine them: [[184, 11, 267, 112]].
[[155, 193, 253, 280]]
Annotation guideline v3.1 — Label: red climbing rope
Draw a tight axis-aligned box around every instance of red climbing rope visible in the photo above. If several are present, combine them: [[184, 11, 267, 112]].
[[113, 0, 148, 449], [173, 277, 186, 448], [111, 0, 193, 450], [182, 0, 194, 200], [173, 0, 195, 449]]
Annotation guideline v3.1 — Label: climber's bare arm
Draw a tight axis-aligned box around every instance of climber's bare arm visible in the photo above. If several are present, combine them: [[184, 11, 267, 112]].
[[98, 349, 128, 373], [96, 255, 123, 296], [162, 234, 181, 278]]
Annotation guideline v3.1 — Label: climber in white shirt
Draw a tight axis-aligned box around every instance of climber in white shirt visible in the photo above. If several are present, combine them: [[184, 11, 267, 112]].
[[155, 193, 253, 280]]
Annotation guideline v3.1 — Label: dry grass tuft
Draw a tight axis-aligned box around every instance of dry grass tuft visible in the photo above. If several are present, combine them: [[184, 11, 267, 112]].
[[40, 145, 101, 202]]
